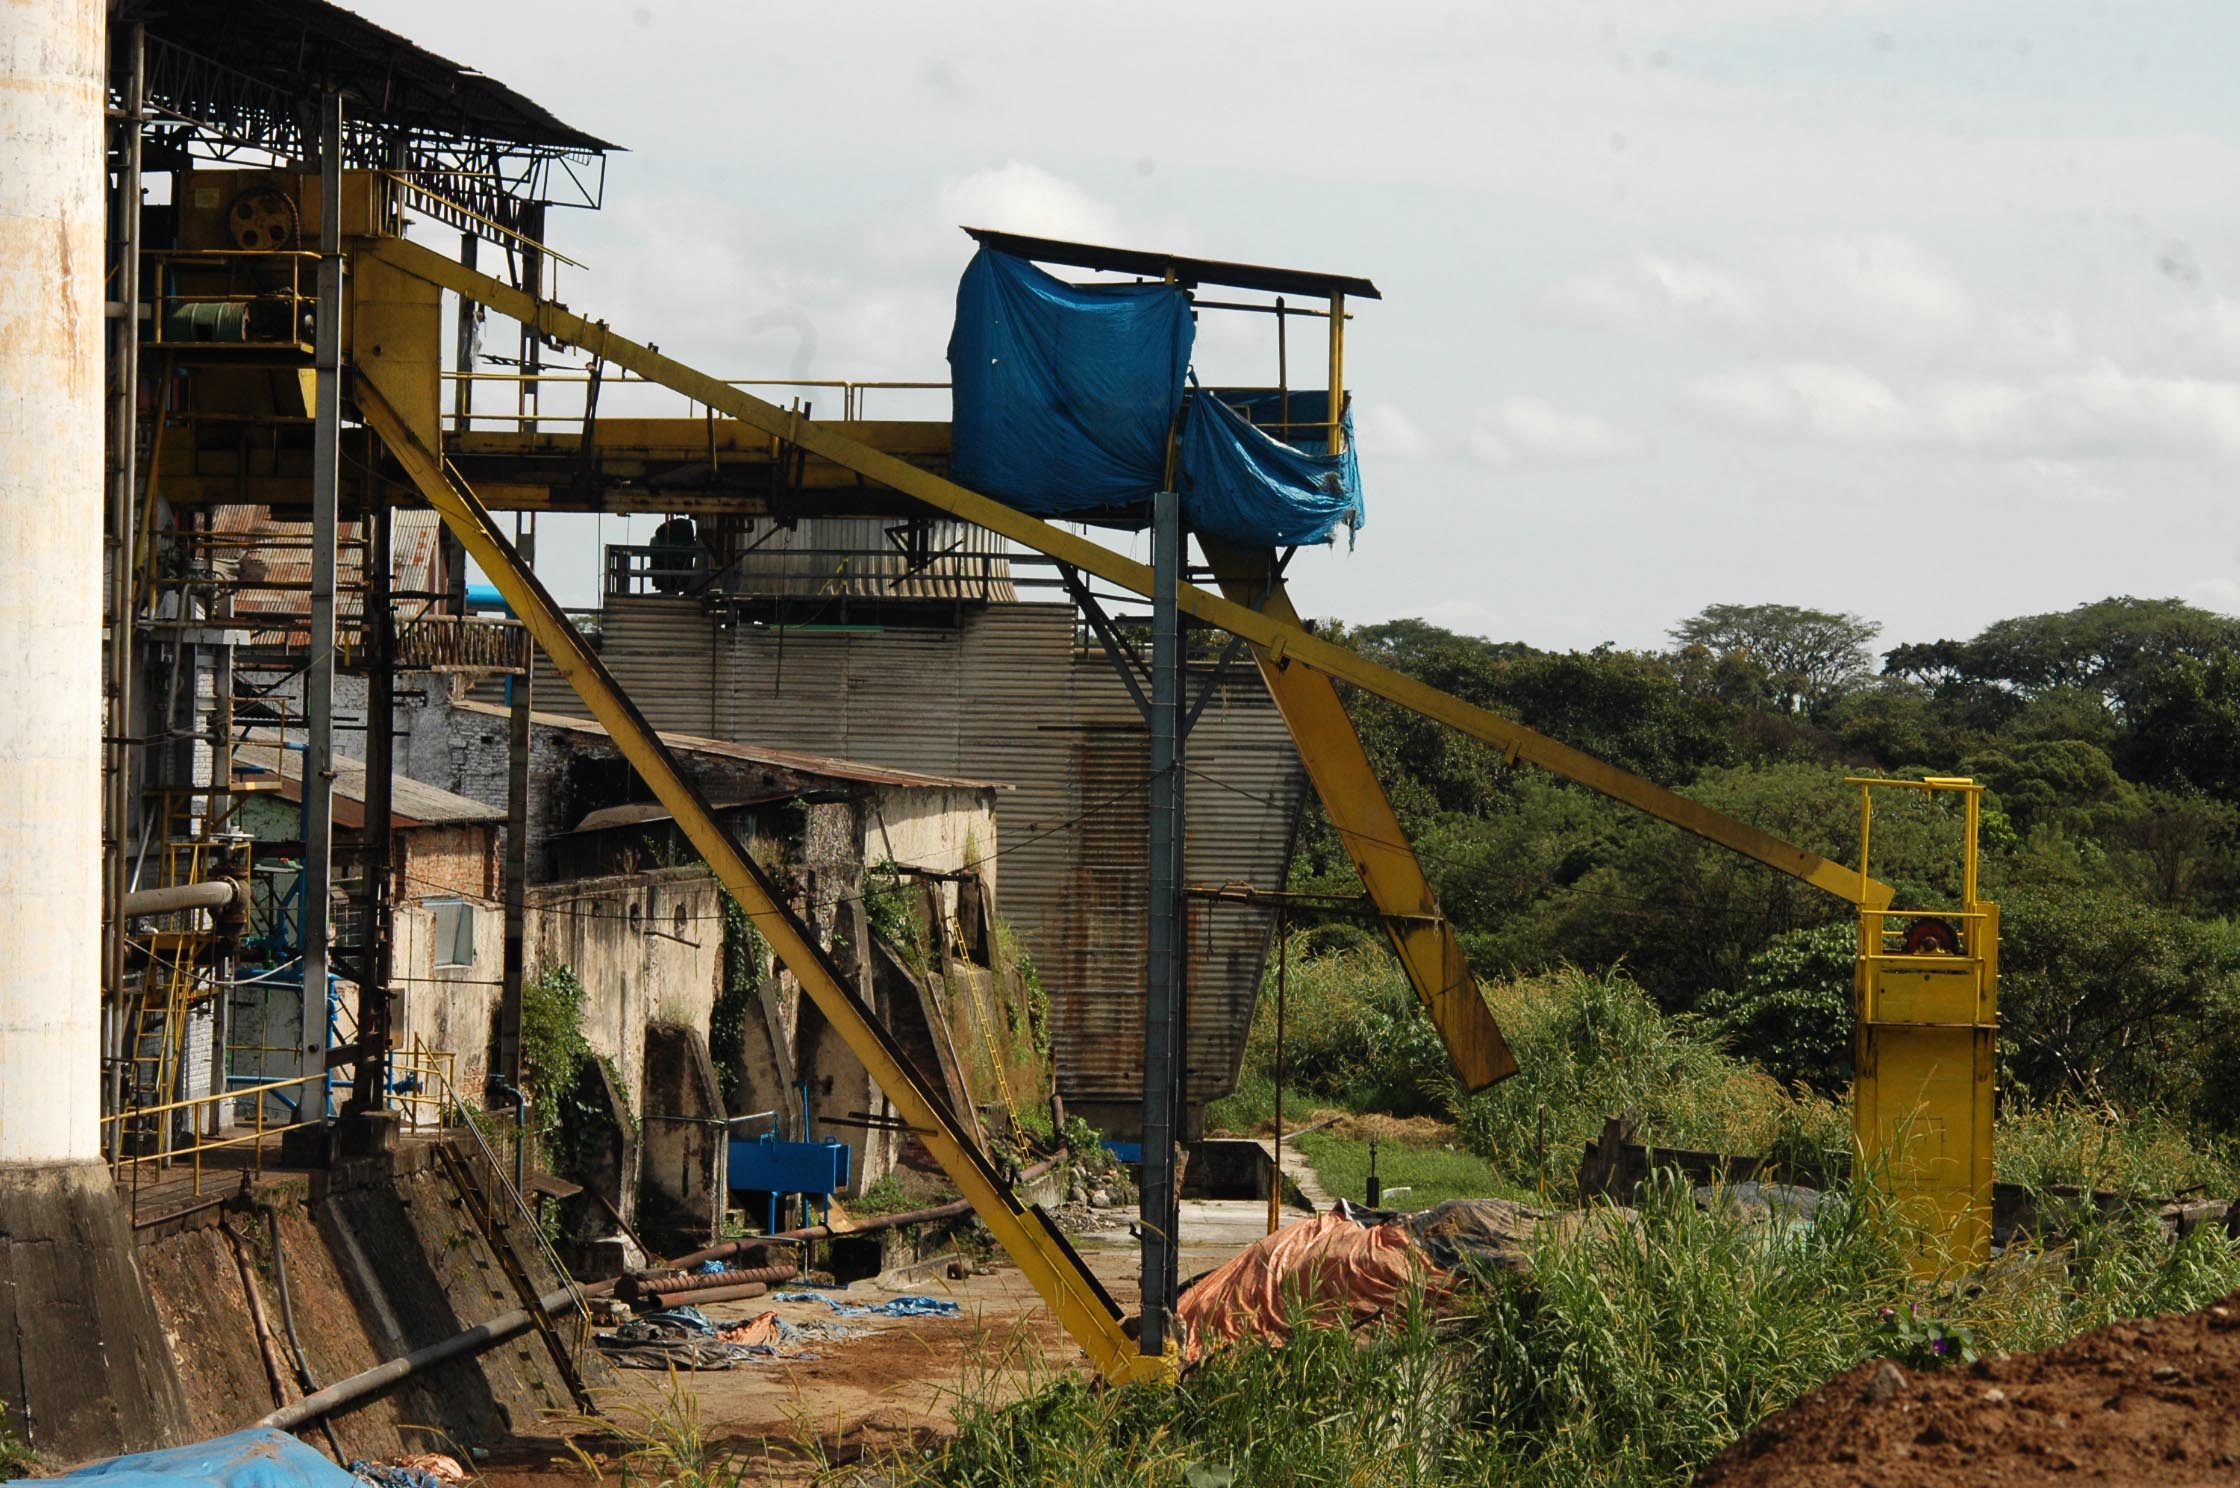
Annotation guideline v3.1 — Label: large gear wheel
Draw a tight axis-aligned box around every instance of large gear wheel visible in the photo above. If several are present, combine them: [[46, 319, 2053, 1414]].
[[225, 186, 300, 251]]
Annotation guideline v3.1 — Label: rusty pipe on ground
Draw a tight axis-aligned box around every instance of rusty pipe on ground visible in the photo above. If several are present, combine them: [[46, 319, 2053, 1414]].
[[122, 878, 242, 917], [619, 1261, 796, 1301], [641, 1280, 767, 1309]]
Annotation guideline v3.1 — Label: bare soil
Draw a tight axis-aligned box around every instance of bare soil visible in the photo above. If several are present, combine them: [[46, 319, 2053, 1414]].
[[479, 1206, 1296, 1485], [1697, 1291, 2240, 1487]]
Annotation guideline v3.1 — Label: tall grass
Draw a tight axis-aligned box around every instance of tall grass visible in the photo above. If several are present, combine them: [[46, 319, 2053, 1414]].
[[886, 1175, 2240, 1488], [875, 947, 2240, 1487]]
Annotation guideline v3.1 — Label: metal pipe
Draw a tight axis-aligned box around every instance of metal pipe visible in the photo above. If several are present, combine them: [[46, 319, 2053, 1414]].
[[254, 1280, 581, 1433], [103, 20, 145, 1066], [640, 1280, 766, 1309], [618, 1262, 796, 1301], [121, 878, 241, 918]]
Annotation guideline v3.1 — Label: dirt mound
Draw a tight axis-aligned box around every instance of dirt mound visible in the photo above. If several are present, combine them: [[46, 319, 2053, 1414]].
[[1697, 1292, 2240, 1487]]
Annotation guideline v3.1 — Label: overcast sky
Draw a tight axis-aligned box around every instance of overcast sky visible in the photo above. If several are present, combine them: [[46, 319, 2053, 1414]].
[[362, 0, 2240, 655]]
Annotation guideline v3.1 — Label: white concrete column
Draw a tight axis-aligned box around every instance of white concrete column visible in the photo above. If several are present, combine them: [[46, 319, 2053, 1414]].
[[0, 0, 107, 1164]]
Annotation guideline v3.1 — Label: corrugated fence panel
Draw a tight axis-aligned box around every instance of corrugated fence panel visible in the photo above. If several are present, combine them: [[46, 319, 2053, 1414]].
[[536, 598, 717, 735]]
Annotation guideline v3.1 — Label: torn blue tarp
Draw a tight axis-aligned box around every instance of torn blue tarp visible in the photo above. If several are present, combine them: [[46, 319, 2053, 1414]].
[[53, 1430, 356, 1488], [1181, 387, 1364, 547], [947, 247, 1192, 517], [773, 1290, 963, 1318], [947, 250, 1367, 546]]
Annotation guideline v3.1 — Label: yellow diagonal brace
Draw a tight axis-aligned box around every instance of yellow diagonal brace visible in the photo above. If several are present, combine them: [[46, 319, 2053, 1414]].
[[1201, 540, 1515, 1089], [353, 373, 1163, 1385], [368, 237, 1892, 914]]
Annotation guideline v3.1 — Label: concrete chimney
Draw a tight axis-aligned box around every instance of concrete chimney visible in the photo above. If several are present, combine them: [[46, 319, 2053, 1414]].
[[0, 2, 190, 1458]]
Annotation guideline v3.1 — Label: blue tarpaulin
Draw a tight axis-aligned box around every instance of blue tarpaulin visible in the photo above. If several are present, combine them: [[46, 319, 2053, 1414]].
[[947, 249, 1366, 546], [947, 247, 1192, 517], [53, 1430, 356, 1488], [1181, 387, 1363, 547]]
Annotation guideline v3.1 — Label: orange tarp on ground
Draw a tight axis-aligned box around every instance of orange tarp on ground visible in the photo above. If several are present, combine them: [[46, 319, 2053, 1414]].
[[1176, 1210, 1445, 1360]]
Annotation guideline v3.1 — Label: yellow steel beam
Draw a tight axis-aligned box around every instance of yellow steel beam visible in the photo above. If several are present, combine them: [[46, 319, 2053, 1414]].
[[353, 372, 1161, 1385], [368, 236, 1894, 912], [1200, 540, 1514, 1088]]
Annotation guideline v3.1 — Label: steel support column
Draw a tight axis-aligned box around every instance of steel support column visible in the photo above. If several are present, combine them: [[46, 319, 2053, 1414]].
[[350, 498, 393, 1112], [500, 657, 532, 1195], [1138, 489, 1186, 1356], [102, 22, 144, 1099], [300, 93, 342, 1104]]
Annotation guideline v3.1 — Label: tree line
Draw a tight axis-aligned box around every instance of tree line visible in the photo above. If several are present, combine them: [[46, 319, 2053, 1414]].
[[1295, 595, 2240, 1140]]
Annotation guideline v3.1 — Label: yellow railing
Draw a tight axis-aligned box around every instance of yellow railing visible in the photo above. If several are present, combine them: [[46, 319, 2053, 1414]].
[[393, 1038, 460, 1134], [105, 1069, 323, 1225], [106, 1045, 461, 1224], [441, 369, 949, 424]]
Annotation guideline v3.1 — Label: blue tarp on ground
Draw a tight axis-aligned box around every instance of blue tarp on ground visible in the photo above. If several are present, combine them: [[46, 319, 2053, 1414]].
[[947, 249, 1367, 545], [53, 1430, 356, 1488], [947, 247, 1193, 516], [1181, 387, 1363, 547]]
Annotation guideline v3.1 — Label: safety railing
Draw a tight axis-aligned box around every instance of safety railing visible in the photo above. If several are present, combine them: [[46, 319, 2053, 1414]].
[[413, 1051, 595, 1331], [104, 1069, 325, 1227], [109, 1047, 463, 1224], [608, 541, 1024, 602], [392, 1039, 458, 1134], [442, 369, 950, 425]]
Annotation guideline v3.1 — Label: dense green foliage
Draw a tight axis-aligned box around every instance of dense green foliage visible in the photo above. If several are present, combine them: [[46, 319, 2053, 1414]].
[[1294, 596, 2240, 1140]]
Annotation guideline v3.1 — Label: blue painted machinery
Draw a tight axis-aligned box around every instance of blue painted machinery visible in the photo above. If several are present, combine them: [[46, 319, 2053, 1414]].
[[728, 1083, 850, 1233]]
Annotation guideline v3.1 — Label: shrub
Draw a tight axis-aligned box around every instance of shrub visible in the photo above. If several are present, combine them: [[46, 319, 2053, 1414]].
[[1696, 922, 1855, 1093]]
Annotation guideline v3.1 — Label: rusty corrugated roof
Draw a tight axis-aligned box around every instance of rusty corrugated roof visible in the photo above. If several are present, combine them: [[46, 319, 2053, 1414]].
[[450, 699, 1003, 793], [235, 741, 504, 827]]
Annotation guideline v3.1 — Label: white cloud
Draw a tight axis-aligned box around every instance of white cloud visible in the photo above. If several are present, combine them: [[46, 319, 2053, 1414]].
[[1688, 363, 1915, 443], [1356, 400, 1433, 460], [1470, 396, 1635, 465], [1804, 233, 1973, 349], [1550, 251, 1760, 330], [937, 161, 1120, 246], [1689, 360, 2240, 459]]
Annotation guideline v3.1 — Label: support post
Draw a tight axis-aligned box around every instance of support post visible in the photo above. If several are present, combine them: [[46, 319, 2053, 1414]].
[[300, 92, 342, 1108], [1139, 488, 1185, 1357], [500, 657, 532, 1196], [1268, 906, 1285, 1236], [452, 231, 476, 434], [350, 499, 393, 1112], [102, 21, 144, 1100]]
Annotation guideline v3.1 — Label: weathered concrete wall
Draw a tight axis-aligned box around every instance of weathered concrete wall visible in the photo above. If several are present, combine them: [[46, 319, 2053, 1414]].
[[0, 1165, 190, 1460], [391, 892, 505, 1100], [0, 0, 104, 1165], [525, 867, 723, 1108], [637, 1025, 726, 1249], [138, 1145, 587, 1459]]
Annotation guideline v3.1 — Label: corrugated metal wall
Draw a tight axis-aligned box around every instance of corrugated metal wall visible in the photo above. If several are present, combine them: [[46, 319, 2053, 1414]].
[[717, 517, 1015, 602], [565, 596, 1306, 1122]]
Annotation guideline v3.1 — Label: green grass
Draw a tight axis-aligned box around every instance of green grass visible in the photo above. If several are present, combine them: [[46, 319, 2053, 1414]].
[[1291, 1130, 1508, 1210], [816, 948, 2240, 1488], [881, 1174, 2240, 1488], [1995, 1092, 2240, 1197]]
